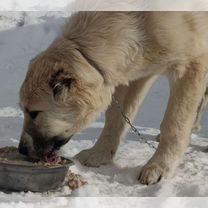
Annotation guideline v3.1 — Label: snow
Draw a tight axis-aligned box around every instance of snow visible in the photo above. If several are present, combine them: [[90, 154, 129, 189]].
[[0, 0, 208, 11], [0, 107, 23, 118], [68, 0, 208, 11], [0, 11, 208, 206], [0, 0, 75, 11]]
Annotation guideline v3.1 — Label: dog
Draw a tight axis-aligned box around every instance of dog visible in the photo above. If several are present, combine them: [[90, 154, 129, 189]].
[[19, 12, 208, 185]]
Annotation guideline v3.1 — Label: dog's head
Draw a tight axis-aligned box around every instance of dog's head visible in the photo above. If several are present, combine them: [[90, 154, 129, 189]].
[[19, 39, 113, 160]]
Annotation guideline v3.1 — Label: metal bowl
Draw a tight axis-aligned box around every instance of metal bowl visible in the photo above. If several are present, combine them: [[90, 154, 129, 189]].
[[0, 157, 73, 192]]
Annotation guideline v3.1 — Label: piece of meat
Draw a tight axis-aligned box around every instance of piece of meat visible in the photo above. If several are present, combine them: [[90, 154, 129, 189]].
[[66, 171, 87, 190]]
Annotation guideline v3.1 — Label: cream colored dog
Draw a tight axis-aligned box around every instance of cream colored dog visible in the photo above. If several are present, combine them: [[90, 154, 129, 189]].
[[19, 12, 208, 185]]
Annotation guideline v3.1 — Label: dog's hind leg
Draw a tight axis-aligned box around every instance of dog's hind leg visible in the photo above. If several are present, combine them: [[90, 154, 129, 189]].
[[75, 75, 157, 167], [139, 59, 208, 185]]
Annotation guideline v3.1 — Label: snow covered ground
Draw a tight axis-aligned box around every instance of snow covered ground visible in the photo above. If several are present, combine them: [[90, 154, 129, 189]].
[[0, 11, 208, 205], [1, 0, 208, 11]]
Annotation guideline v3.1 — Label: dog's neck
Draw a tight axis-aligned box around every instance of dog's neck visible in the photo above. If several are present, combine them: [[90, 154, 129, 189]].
[[62, 12, 147, 87]]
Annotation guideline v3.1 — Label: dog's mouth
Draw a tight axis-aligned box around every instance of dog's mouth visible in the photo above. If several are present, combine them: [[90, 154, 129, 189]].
[[41, 136, 73, 164], [42, 150, 61, 164]]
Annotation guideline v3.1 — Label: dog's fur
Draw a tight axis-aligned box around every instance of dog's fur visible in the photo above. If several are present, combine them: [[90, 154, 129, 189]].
[[19, 12, 208, 185]]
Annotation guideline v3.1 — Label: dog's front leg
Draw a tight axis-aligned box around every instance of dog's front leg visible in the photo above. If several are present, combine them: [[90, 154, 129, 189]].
[[75, 76, 157, 167], [139, 60, 208, 185]]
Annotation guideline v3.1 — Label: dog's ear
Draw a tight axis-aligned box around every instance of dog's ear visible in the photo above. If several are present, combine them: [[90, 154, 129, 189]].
[[49, 69, 75, 101]]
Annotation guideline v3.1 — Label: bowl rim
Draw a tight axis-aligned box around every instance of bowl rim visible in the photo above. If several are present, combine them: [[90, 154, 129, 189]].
[[0, 157, 73, 170]]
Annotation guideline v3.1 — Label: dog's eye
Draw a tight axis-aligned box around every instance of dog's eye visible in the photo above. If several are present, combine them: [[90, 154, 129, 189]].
[[28, 111, 41, 120], [51, 78, 75, 98]]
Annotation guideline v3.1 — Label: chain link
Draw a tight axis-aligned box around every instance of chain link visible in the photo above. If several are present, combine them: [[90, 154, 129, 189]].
[[112, 96, 157, 150]]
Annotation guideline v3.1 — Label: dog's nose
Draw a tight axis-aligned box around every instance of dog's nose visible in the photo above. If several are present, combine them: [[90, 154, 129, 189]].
[[18, 132, 35, 157], [18, 143, 28, 156]]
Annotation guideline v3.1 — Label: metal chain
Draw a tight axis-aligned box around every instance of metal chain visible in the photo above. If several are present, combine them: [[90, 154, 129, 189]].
[[112, 96, 157, 150]]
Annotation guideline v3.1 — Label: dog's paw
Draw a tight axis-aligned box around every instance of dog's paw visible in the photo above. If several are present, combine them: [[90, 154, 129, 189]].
[[75, 147, 114, 167], [138, 162, 170, 185]]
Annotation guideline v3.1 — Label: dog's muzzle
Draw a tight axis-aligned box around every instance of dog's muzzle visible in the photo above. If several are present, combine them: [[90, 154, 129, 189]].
[[18, 132, 73, 160]]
